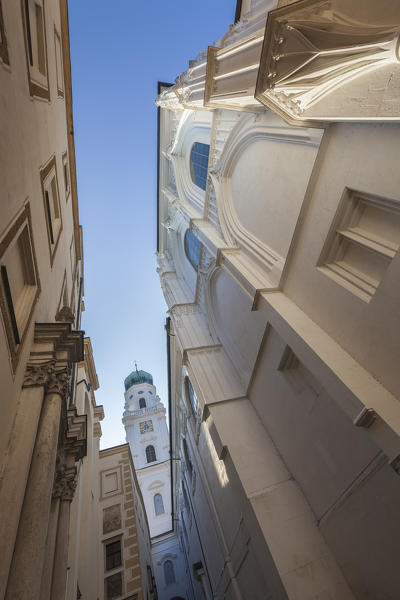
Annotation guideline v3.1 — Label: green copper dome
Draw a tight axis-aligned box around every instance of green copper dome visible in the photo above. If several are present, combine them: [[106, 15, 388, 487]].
[[124, 369, 153, 391]]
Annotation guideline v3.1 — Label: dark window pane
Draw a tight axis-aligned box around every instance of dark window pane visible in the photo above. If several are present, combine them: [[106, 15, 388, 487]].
[[190, 142, 210, 191], [105, 540, 121, 571], [184, 229, 201, 272], [186, 377, 198, 418], [105, 572, 122, 599], [146, 445, 156, 463]]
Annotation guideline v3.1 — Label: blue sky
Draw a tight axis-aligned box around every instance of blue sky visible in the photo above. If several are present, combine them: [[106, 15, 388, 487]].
[[69, 0, 235, 448]]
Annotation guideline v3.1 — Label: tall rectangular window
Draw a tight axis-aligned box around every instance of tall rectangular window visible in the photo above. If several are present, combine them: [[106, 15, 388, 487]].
[[105, 572, 122, 599], [40, 157, 62, 265], [62, 152, 70, 198], [22, 0, 49, 99], [105, 540, 122, 571], [0, 204, 40, 370], [54, 28, 63, 96]]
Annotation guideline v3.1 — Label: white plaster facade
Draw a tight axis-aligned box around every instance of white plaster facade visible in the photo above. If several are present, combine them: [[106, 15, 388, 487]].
[[156, 1, 400, 598]]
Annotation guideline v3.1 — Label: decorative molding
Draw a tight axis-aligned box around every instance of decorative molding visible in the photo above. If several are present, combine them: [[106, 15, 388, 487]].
[[32, 322, 84, 363], [23, 360, 71, 398], [209, 112, 321, 287], [52, 450, 78, 502], [55, 305, 75, 323], [256, 0, 400, 123], [168, 110, 213, 215]]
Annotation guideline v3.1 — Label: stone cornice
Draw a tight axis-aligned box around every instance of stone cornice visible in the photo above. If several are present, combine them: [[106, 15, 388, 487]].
[[82, 337, 99, 390], [31, 322, 84, 363]]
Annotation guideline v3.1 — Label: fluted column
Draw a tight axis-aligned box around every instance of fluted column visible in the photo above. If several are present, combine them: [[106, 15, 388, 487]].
[[39, 496, 61, 600], [5, 364, 71, 600], [50, 451, 77, 600], [0, 385, 44, 600]]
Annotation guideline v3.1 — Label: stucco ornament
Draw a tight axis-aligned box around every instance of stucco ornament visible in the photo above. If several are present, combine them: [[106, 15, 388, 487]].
[[256, 0, 400, 122], [155, 87, 182, 110], [52, 463, 78, 501], [23, 360, 71, 398], [269, 21, 399, 115]]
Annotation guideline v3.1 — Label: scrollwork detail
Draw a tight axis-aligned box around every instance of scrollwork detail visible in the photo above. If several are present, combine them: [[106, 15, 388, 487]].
[[23, 360, 71, 400]]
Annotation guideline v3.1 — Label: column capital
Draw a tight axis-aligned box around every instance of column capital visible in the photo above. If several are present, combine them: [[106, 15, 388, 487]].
[[52, 458, 77, 502], [23, 360, 71, 399]]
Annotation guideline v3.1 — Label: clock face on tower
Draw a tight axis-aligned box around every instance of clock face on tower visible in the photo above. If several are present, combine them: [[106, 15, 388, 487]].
[[140, 420, 153, 434]]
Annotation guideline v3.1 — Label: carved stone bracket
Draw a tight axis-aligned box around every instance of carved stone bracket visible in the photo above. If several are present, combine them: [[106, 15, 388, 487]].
[[55, 306, 75, 323]]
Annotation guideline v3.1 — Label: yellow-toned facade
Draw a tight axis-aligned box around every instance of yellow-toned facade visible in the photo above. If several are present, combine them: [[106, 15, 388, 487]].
[[0, 2, 155, 599], [99, 444, 156, 600]]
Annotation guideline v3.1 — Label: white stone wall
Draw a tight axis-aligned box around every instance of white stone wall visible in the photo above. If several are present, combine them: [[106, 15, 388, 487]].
[[123, 379, 172, 538], [156, 4, 400, 595]]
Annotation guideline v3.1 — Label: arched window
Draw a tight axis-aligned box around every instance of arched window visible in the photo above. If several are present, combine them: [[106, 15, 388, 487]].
[[190, 142, 210, 191], [139, 397, 146, 408], [184, 229, 201, 271], [164, 559, 175, 585], [146, 445, 156, 463], [154, 493, 165, 516], [185, 377, 198, 418]]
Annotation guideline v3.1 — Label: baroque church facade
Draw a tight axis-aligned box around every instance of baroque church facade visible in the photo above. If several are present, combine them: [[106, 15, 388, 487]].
[[156, 1, 400, 599]]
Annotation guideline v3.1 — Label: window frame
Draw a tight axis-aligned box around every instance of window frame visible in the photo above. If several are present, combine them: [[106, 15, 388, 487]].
[[154, 492, 165, 516], [163, 559, 176, 586], [184, 229, 201, 272], [40, 156, 62, 266], [0, 203, 40, 371], [62, 151, 70, 199], [57, 270, 69, 312], [145, 445, 157, 463], [0, 0, 9, 65], [185, 376, 198, 420], [105, 538, 122, 572], [104, 570, 123, 600], [21, 0, 50, 99], [54, 26, 63, 97], [189, 142, 210, 191]]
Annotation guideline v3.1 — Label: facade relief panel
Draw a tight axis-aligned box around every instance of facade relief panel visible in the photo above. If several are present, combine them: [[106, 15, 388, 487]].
[[103, 504, 122, 535]]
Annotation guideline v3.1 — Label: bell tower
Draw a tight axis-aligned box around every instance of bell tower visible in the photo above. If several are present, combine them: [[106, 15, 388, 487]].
[[122, 367, 171, 538]]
